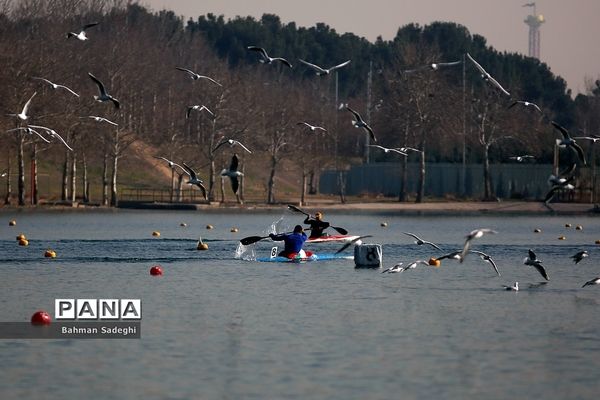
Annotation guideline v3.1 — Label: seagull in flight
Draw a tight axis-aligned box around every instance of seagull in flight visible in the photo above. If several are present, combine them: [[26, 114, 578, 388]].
[[6, 127, 50, 143], [502, 282, 519, 291], [175, 67, 222, 86], [32, 77, 79, 97], [82, 115, 118, 126], [524, 249, 549, 281], [544, 175, 575, 204], [571, 250, 589, 264], [298, 59, 351, 75], [220, 154, 244, 195], [88, 73, 119, 109], [435, 250, 463, 262], [346, 105, 376, 142], [182, 163, 207, 200], [155, 156, 185, 173], [213, 138, 252, 154], [382, 260, 429, 273], [369, 145, 407, 156], [509, 155, 535, 162], [466, 53, 510, 97], [403, 60, 462, 73], [551, 121, 586, 165], [335, 235, 373, 254], [582, 277, 600, 288], [460, 228, 497, 262], [297, 122, 327, 133], [186, 105, 214, 119], [508, 100, 542, 113], [469, 250, 501, 276], [573, 134, 600, 143], [548, 163, 576, 187], [8, 92, 36, 121], [402, 232, 442, 250], [397, 146, 422, 154], [247, 46, 292, 68], [66, 22, 98, 41], [381, 263, 405, 273], [28, 125, 73, 150]]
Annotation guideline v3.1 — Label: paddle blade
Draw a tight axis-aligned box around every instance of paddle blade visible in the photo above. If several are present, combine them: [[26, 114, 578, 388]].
[[331, 226, 348, 235], [240, 235, 268, 246], [287, 204, 309, 216]]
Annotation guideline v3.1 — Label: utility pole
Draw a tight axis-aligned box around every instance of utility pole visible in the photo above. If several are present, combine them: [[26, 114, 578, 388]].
[[461, 53, 467, 197], [365, 60, 372, 163]]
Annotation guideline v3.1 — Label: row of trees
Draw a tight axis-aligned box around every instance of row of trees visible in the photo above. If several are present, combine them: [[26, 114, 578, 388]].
[[1, 1, 598, 206]]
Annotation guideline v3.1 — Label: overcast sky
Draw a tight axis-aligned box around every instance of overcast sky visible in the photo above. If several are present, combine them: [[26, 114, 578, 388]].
[[142, 0, 600, 95]]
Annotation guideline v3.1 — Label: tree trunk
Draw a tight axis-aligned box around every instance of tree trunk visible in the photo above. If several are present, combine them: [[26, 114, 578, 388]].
[[17, 132, 25, 206], [110, 154, 118, 207], [308, 169, 316, 194], [267, 156, 277, 204], [220, 176, 225, 203], [208, 159, 216, 202], [300, 166, 307, 206], [483, 144, 492, 200], [61, 153, 69, 202], [31, 144, 38, 205], [239, 164, 245, 202], [169, 168, 174, 203], [70, 152, 77, 203], [176, 173, 183, 202], [416, 141, 426, 203], [399, 156, 408, 202], [102, 151, 109, 206], [82, 154, 89, 203], [337, 171, 346, 204], [4, 150, 11, 205]]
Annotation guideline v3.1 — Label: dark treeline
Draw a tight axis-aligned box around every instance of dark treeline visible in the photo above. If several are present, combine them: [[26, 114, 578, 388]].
[[1, 1, 599, 205]]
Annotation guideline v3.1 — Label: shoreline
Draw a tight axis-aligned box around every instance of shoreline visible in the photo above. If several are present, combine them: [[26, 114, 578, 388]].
[[1, 200, 599, 215]]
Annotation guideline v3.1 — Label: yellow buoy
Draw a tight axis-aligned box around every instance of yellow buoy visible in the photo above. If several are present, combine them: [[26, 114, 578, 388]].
[[206, 224, 214, 230], [558, 236, 566, 240], [16, 234, 26, 241], [428, 257, 441, 267], [44, 250, 56, 258], [197, 238, 209, 250], [380, 222, 388, 227], [9, 220, 16, 226], [18, 238, 29, 246], [575, 225, 583, 231], [534, 228, 542, 233], [230, 227, 239, 233], [152, 231, 160, 237], [565, 223, 572, 228], [180, 223, 188, 227], [595, 240, 600, 245]]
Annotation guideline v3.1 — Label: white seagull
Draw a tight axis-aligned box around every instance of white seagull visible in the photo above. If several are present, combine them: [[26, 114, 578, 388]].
[[220, 154, 244, 195], [502, 282, 519, 291], [298, 59, 351, 75], [28, 125, 73, 150], [436, 250, 463, 262], [460, 228, 497, 262], [369, 145, 407, 156], [582, 277, 600, 288], [571, 250, 589, 264], [335, 235, 373, 254], [523, 249, 549, 281], [175, 67, 222, 86], [402, 232, 442, 250], [469, 250, 501, 276], [573, 135, 600, 143], [551, 121, 587, 165], [8, 92, 37, 121], [346, 105, 376, 142], [32, 77, 79, 97], [88, 73, 120, 109], [403, 60, 462, 73], [213, 138, 252, 154], [466, 53, 510, 97], [548, 163, 576, 187], [508, 100, 542, 113], [247, 46, 292, 68], [182, 163, 207, 200], [67, 22, 98, 41], [544, 176, 575, 204], [297, 122, 327, 133], [82, 115, 118, 126], [186, 105, 214, 119], [6, 127, 50, 143], [396, 146, 422, 154], [155, 156, 185, 173], [509, 155, 535, 162]]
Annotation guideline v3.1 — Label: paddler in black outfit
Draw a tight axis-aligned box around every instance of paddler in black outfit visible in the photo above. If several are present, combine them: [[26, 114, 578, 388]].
[[304, 211, 330, 239]]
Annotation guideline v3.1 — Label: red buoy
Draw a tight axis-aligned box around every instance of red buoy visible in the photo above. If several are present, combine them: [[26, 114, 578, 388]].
[[31, 310, 51, 325], [150, 265, 163, 276]]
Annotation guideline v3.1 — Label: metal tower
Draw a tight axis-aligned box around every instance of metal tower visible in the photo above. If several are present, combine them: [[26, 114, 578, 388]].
[[523, 2, 545, 59]]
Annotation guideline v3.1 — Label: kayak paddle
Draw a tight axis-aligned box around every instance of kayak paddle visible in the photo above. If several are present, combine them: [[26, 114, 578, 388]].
[[287, 204, 349, 235]]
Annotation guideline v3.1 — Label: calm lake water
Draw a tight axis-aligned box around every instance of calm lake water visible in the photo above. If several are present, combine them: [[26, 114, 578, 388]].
[[0, 209, 599, 399]]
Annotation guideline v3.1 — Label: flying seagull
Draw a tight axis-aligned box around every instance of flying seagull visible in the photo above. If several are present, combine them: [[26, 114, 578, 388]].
[[548, 163, 576, 187], [66, 22, 98, 41], [220, 153, 244, 195], [346, 105, 376, 142], [6, 127, 50, 143], [88, 73, 119, 109], [382, 260, 429, 273], [508, 100, 542, 113], [186, 105, 214, 119], [551, 121, 587, 165], [403, 60, 462, 74], [213, 138, 252, 154], [573, 134, 600, 143], [571, 250, 589, 264], [460, 228, 497, 262], [396, 146, 422, 154], [469, 250, 501, 276], [381, 263, 405, 274], [297, 122, 327, 133], [175, 67, 222, 86], [402, 232, 442, 250], [28, 125, 73, 151], [502, 282, 519, 291], [335, 235, 373, 254], [466, 53, 511, 97], [582, 277, 600, 288], [32, 77, 79, 97], [523, 249, 549, 281], [182, 163, 207, 200], [298, 59, 351, 75], [369, 145, 407, 156], [154, 156, 185, 173], [8, 92, 36, 121], [509, 155, 535, 162], [247, 46, 292, 68], [544, 175, 575, 204], [82, 115, 118, 126]]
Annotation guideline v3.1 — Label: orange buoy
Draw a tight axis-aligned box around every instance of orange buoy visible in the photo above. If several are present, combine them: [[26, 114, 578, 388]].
[[31, 310, 51, 325], [428, 257, 441, 267], [197, 238, 209, 250], [595, 240, 600, 245], [565, 223, 572, 228], [558, 236, 566, 240], [150, 265, 163, 276], [380, 222, 388, 227], [152, 231, 160, 237], [230, 227, 239, 233], [9, 220, 16, 226], [44, 250, 56, 258], [575, 225, 583, 231], [16, 234, 26, 241], [534, 228, 542, 233], [18, 238, 29, 246], [206, 224, 214, 230], [180, 222, 188, 227]]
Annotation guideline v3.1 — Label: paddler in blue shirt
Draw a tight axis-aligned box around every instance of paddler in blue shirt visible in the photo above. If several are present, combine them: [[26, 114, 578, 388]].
[[304, 211, 330, 239], [269, 225, 309, 258]]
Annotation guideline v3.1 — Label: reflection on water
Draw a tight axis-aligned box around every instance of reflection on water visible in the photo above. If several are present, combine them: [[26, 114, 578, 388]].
[[0, 210, 599, 399]]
